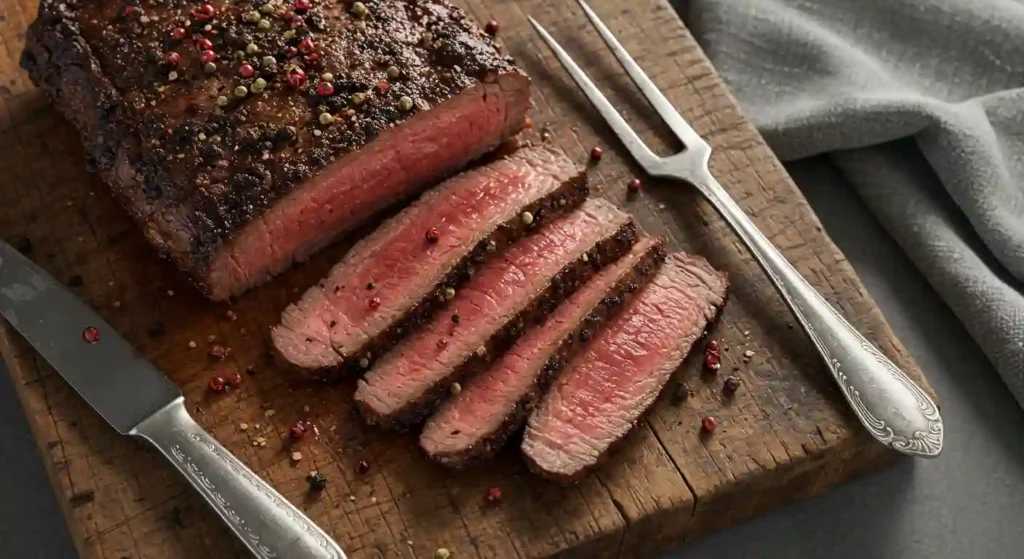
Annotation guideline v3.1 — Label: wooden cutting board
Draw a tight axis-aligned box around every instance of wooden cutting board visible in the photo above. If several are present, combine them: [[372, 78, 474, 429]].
[[0, 1, 935, 558]]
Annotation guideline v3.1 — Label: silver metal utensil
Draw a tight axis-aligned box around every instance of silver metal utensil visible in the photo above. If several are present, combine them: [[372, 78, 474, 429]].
[[529, 0, 943, 457], [0, 242, 346, 558]]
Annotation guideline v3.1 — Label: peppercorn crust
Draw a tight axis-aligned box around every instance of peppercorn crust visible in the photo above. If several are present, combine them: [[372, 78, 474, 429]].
[[270, 165, 590, 377], [423, 238, 667, 470], [356, 219, 639, 431], [20, 0, 527, 298]]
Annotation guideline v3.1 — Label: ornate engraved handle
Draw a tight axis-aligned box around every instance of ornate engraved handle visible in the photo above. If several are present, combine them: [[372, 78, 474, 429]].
[[130, 398, 346, 558], [691, 170, 943, 457]]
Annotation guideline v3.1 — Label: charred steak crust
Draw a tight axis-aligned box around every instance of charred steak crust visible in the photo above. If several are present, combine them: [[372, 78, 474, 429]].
[[273, 164, 590, 376], [21, 0, 526, 296], [356, 219, 639, 431], [424, 238, 667, 469]]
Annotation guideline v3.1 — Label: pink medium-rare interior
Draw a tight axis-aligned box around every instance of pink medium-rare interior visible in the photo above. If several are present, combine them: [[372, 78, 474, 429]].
[[206, 78, 530, 300], [272, 146, 578, 370], [522, 253, 728, 476], [271, 162, 528, 370], [355, 199, 631, 416], [421, 237, 661, 455]]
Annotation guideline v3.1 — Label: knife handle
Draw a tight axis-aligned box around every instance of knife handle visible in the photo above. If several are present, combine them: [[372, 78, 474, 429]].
[[130, 398, 346, 559]]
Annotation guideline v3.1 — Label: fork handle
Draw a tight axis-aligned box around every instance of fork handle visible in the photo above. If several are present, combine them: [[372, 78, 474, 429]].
[[694, 172, 943, 457]]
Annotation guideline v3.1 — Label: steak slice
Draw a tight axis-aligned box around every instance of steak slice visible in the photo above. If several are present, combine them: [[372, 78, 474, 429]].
[[420, 236, 666, 468], [355, 198, 637, 430], [271, 146, 588, 374], [522, 252, 729, 483], [21, 0, 530, 300]]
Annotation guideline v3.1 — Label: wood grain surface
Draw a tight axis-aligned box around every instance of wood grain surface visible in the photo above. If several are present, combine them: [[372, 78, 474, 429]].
[[0, 1, 935, 558]]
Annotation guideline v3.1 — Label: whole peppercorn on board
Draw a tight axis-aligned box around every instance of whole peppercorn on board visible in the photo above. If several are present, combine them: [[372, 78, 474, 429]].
[[0, 1, 935, 558]]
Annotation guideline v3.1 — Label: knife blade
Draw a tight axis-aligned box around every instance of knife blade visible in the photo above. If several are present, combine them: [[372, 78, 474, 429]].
[[0, 241, 179, 433], [0, 241, 346, 559]]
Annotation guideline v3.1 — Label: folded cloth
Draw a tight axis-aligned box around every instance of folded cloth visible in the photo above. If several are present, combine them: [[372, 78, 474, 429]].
[[685, 0, 1024, 405]]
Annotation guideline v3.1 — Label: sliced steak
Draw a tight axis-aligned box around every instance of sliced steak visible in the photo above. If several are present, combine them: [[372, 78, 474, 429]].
[[22, 0, 530, 300], [272, 146, 587, 374], [355, 198, 637, 430], [522, 252, 729, 483], [420, 236, 666, 468]]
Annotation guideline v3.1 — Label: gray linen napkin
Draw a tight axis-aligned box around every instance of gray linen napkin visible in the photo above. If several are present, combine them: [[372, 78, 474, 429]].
[[684, 0, 1024, 405]]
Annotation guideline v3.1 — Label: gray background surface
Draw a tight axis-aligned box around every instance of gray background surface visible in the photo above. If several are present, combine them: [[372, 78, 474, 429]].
[[3, 157, 1022, 558]]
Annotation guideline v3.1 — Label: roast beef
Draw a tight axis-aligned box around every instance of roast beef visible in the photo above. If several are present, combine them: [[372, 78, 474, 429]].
[[271, 145, 587, 373], [21, 0, 530, 300], [522, 252, 729, 483], [420, 236, 666, 469], [354, 198, 636, 430]]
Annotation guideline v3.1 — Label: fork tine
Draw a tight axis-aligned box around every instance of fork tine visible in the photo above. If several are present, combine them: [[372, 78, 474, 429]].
[[527, 16, 661, 173], [576, 0, 707, 151]]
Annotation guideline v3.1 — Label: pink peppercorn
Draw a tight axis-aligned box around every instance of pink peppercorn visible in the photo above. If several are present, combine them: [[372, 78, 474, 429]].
[[163, 51, 181, 66], [316, 81, 334, 96], [287, 67, 306, 88]]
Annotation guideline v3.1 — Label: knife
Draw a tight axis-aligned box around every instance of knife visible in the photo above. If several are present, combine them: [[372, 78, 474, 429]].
[[0, 241, 346, 559]]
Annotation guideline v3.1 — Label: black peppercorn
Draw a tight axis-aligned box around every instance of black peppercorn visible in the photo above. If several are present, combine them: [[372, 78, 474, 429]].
[[723, 376, 742, 394], [451, 314, 460, 324], [201, 144, 223, 161], [306, 13, 327, 31], [356, 459, 370, 474], [670, 380, 690, 406], [68, 275, 84, 287], [579, 329, 591, 343], [306, 471, 328, 492], [273, 125, 298, 147]]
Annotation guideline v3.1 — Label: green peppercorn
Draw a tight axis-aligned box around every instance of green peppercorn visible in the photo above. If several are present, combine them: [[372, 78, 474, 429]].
[[398, 95, 414, 112], [234, 85, 248, 98], [386, 65, 400, 79], [319, 112, 335, 125], [258, 18, 271, 30], [251, 78, 267, 93], [352, 2, 368, 18], [261, 55, 277, 68], [216, 95, 229, 107], [246, 43, 259, 55], [204, 62, 217, 74]]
